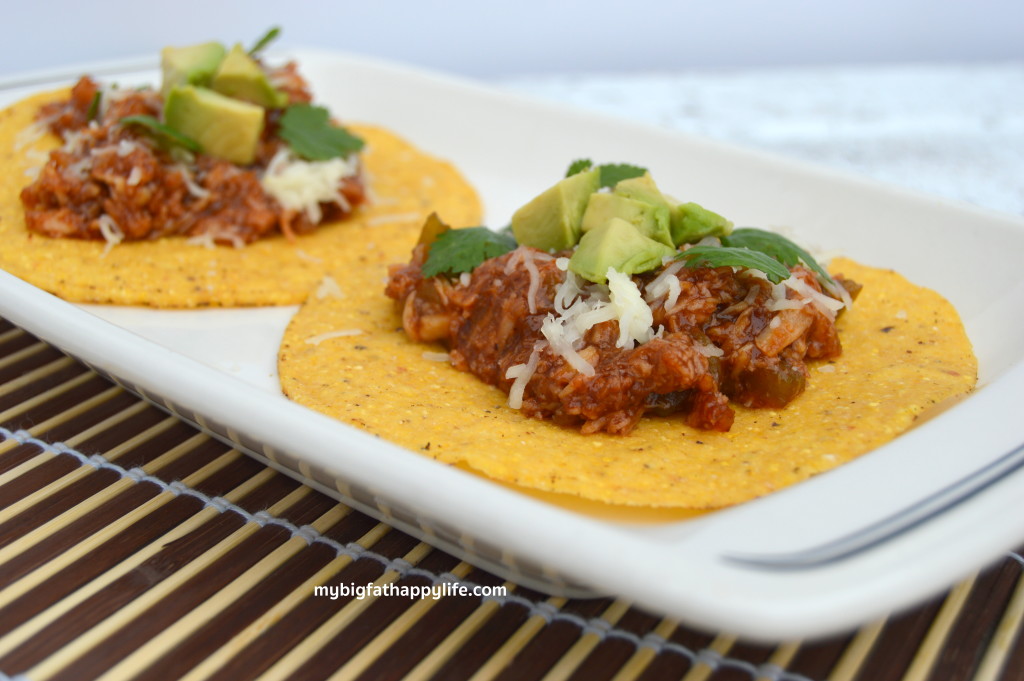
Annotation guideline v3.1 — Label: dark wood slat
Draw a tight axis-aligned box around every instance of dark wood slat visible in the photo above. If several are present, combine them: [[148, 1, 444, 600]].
[[283, 549, 463, 681], [0, 331, 42, 358], [270, 486, 342, 527], [141, 437, 232, 484], [0, 362, 93, 414], [427, 598, 535, 681], [69, 404, 178, 456], [0, 482, 161, 588], [0, 494, 206, 636], [210, 528, 420, 681], [0, 511, 248, 673], [0, 346, 66, 386], [0, 443, 45, 475], [785, 632, 854, 680], [852, 593, 947, 681], [0, 468, 122, 550], [635, 624, 717, 681], [926, 558, 1023, 681], [1, 374, 112, 431], [708, 640, 776, 681], [33, 390, 143, 443], [489, 597, 616, 681], [353, 567, 505, 681], [231, 471, 303, 513], [996, 567, 1024, 681], [0, 455, 82, 511], [565, 609, 669, 681], [129, 538, 341, 681], [46, 524, 294, 681]]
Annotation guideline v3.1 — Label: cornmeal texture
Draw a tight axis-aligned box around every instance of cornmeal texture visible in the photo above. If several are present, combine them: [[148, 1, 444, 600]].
[[279, 255, 976, 509]]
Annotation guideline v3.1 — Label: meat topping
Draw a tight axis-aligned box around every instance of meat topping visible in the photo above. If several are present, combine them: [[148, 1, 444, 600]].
[[387, 245, 853, 434], [20, 74, 365, 245]]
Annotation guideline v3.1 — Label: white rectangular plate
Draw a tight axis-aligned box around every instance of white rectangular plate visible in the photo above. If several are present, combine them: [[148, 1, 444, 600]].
[[2, 49, 1024, 641]]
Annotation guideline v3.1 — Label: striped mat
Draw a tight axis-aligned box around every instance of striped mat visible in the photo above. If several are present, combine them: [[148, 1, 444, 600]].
[[1, 316, 1023, 681]]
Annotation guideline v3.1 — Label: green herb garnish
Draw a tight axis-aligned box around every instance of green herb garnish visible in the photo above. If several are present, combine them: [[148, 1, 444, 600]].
[[565, 159, 647, 189], [120, 115, 201, 152], [721, 228, 835, 286], [249, 26, 281, 56], [278, 104, 365, 161], [422, 227, 518, 278], [565, 159, 594, 176], [677, 244, 793, 283], [86, 91, 102, 122], [596, 163, 647, 188]]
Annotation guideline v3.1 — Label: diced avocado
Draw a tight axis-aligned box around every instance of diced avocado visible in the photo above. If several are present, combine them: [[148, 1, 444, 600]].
[[160, 42, 226, 98], [613, 172, 669, 208], [164, 86, 264, 165], [580, 193, 673, 247], [211, 43, 289, 109], [569, 217, 676, 284], [511, 168, 600, 252], [670, 202, 734, 245]]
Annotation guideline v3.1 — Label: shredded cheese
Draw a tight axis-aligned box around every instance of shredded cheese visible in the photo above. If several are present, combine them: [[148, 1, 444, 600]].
[[96, 214, 123, 256], [314, 276, 344, 300], [534, 264, 661, 381], [295, 249, 323, 263], [305, 329, 364, 345], [784, 275, 845, 319], [504, 246, 553, 314], [605, 268, 656, 349], [126, 166, 144, 187], [645, 260, 685, 311], [186, 233, 217, 249], [14, 119, 50, 151], [505, 341, 546, 409], [172, 164, 210, 199], [695, 342, 725, 357], [261, 149, 358, 223], [365, 212, 423, 227], [541, 313, 595, 376]]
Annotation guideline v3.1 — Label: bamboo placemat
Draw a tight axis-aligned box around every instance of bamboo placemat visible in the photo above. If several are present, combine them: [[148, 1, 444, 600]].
[[1, 315, 1023, 681]]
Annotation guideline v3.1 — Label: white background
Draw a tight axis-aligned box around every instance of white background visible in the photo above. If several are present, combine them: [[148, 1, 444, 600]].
[[2, 0, 1022, 78]]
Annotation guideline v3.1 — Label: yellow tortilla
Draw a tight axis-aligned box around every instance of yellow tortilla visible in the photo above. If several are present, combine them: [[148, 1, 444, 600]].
[[0, 90, 481, 307], [278, 248, 977, 509]]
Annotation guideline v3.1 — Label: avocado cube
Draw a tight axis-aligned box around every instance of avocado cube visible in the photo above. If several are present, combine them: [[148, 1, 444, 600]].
[[569, 217, 676, 284], [511, 168, 600, 252], [613, 172, 669, 207], [164, 85, 264, 165], [670, 202, 734, 245], [160, 42, 226, 98], [211, 43, 289, 109], [581, 193, 673, 246]]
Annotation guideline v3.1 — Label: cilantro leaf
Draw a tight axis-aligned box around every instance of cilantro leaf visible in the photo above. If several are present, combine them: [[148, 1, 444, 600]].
[[565, 159, 647, 188], [278, 104, 365, 161], [565, 159, 594, 177], [422, 227, 518, 278], [249, 26, 281, 56], [722, 227, 835, 286], [597, 163, 647, 188], [677, 245, 792, 283], [120, 115, 201, 152]]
